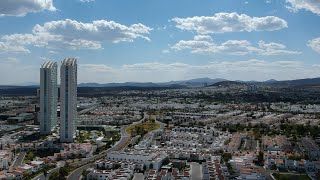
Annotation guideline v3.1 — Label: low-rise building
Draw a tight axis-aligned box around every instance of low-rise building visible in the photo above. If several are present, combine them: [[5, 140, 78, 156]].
[[107, 150, 168, 170], [87, 168, 133, 180], [0, 150, 13, 170], [202, 156, 227, 180]]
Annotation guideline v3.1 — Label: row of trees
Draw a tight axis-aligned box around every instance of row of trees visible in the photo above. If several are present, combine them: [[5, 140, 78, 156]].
[[48, 163, 71, 180]]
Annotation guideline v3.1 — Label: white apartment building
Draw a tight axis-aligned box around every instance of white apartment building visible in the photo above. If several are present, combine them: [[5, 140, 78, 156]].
[[96, 160, 144, 171], [87, 168, 133, 180], [40, 61, 58, 135], [135, 129, 163, 149], [60, 58, 77, 143], [107, 150, 168, 170]]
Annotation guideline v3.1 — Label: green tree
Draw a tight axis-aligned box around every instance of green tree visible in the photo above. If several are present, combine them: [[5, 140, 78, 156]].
[[48, 171, 59, 180], [257, 151, 264, 165], [222, 153, 232, 163]]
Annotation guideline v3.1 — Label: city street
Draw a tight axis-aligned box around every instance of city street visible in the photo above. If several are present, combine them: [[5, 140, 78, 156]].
[[67, 163, 93, 180]]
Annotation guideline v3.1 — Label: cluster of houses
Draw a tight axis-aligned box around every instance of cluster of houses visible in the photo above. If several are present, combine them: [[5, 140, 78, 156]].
[[146, 168, 190, 180], [229, 151, 266, 180], [87, 168, 134, 180], [0, 148, 13, 170], [0, 141, 94, 179], [86, 143, 230, 180], [135, 126, 229, 152], [264, 151, 320, 172], [9, 160, 45, 179], [202, 156, 228, 180], [86, 150, 169, 179], [134, 129, 163, 149], [161, 127, 216, 150], [157, 112, 216, 125]]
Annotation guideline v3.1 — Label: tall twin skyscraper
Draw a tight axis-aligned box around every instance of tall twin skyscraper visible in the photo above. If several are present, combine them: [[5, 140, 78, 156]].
[[40, 61, 58, 135], [40, 58, 77, 143]]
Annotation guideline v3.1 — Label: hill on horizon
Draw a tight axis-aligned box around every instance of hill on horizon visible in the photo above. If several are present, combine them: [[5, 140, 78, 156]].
[[1, 77, 320, 88]]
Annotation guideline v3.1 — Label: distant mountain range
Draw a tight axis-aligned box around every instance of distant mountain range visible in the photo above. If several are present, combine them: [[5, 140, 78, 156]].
[[211, 78, 320, 88], [2, 77, 320, 88], [78, 78, 227, 88]]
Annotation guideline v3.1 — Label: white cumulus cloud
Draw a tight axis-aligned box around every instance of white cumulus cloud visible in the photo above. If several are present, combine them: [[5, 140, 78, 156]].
[[171, 35, 300, 56], [0, 19, 152, 52], [308, 37, 320, 53], [80, 0, 95, 2], [0, 0, 56, 17], [0, 41, 30, 53], [286, 0, 320, 15], [171, 12, 288, 34]]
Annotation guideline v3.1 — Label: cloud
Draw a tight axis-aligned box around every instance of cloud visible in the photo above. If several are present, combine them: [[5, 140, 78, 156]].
[[308, 37, 320, 53], [286, 0, 320, 15], [258, 40, 301, 55], [0, 41, 30, 53], [80, 0, 95, 2], [171, 35, 301, 56], [49, 50, 59, 54], [76, 60, 320, 83], [162, 50, 170, 54], [0, 19, 152, 52], [0, 0, 56, 17], [171, 12, 288, 34]]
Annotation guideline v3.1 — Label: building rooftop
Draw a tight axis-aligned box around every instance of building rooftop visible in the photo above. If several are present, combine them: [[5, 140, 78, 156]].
[[41, 61, 56, 69], [62, 58, 77, 66]]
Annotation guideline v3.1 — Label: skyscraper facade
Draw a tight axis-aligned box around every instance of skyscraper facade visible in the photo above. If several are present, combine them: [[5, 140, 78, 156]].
[[60, 58, 77, 143], [40, 61, 58, 135]]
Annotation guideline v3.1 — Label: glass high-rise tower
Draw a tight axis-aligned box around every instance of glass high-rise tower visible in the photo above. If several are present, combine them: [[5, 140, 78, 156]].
[[60, 58, 77, 143], [40, 61, 58, 135]]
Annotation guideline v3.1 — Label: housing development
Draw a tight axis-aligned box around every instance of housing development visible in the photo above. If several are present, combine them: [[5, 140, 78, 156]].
[[0, 1, 320, 180], [0, 60, 320, 179]]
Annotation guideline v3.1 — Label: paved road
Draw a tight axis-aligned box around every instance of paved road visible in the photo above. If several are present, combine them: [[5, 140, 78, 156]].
[[156, 119, 166, 129], [32, 167, 59, 180], [132, 173, 144, 180], [32, 161, 65, 180], [190, 162, 202, 180], [257, 166, 274, 180], [12, 152, 26, 167], [67, 163, 93, 180]]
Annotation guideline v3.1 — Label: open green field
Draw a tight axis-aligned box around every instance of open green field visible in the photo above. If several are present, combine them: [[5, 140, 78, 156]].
[[273, 173, 310, 180], [126, 119, 160, 136]]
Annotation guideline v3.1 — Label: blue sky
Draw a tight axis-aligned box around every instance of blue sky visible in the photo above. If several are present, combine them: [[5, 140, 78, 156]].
[[0, 0, 319, 84]]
